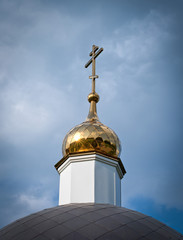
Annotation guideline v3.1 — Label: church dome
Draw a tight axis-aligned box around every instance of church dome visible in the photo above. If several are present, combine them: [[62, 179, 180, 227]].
[[1, 203, 182, 240], [62, 119, 121, 158]]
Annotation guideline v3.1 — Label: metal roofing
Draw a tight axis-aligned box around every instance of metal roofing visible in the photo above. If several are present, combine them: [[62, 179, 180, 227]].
[[0, 203, 182, 240]]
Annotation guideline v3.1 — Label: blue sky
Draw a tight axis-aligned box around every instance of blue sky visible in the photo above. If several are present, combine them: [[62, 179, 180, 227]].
[[0, 0, 183, 234]]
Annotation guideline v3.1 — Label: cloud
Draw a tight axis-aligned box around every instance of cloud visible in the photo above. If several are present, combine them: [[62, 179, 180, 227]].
[[0, 79, 75, 145], [104, 10, 174, 76], [0, 2, 91, 145], [99, 10, 183, 210], [0, 185, 57, 228], [18, 192, 54, 212]]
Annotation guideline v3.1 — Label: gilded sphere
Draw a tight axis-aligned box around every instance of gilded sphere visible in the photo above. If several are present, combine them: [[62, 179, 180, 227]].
[[62, 120, 121, 157], [88, 92, 99, 103]]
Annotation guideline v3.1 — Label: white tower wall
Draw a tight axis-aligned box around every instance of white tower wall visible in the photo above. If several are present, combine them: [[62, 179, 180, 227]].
[[57, 153, 124, 206]]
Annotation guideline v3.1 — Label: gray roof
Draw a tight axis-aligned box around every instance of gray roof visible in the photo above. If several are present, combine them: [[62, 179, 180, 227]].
[[0, 203, 182, 240]]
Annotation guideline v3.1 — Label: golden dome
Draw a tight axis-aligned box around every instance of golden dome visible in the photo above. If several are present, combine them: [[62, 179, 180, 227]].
[[62, 119, 121, 158], [62, 45, 121, 158]]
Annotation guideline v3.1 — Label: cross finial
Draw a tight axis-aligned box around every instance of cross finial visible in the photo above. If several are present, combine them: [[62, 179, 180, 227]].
[[85, 45, 103, 122], [85, 45, 103, 93]]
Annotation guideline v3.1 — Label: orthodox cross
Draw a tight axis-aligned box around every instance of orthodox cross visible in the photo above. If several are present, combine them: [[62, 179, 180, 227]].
[[85, 45, 103, 93]]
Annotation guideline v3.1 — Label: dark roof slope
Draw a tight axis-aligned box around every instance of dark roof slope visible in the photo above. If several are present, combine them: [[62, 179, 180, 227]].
[[0, 203, 182, 240]]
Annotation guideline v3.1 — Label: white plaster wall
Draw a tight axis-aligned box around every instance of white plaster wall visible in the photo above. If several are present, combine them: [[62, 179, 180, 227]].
[[58, 154, 122, 206], [59, 164, 71, 205], [95, 161, 121, 206], [71, 160, 95, 203]]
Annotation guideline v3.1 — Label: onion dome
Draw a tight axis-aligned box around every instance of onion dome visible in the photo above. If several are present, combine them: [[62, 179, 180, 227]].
[[62, 118, 121, 158], [62, 45, 121, 158]]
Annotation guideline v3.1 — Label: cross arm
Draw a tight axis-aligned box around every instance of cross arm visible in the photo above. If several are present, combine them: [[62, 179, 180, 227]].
[[85, 48, 104, 68]]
